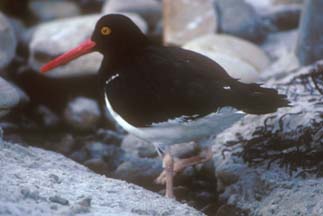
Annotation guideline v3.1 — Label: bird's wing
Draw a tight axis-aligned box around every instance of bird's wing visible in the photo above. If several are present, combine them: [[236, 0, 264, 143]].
[[104, 46, 238, 127]]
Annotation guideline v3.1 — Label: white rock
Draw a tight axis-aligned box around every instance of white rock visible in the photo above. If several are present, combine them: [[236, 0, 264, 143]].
[[64, 97, 100, 131], [184, 34, 271, 83], [163, 0, 217, 46], [0, 141, 204, 216], [102, 0, 161, 29]]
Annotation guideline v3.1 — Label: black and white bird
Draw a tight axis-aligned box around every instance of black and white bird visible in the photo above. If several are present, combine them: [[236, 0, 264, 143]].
[[41, 14, 289, 198]]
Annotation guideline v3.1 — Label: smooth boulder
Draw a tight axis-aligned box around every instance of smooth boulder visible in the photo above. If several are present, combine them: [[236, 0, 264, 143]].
[[163, 0, 217, 46], [184, 34, 270, 83], [214, 0, 266, 42], [64, 97, 101, 131]]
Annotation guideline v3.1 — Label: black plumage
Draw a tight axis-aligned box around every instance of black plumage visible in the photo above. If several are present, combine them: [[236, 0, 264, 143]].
[[94, 15, 289, 127]]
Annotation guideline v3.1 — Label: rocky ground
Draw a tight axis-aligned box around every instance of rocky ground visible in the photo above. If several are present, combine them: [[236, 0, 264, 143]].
[[0, 137, 202, 216], [1, 0, 323, 215]]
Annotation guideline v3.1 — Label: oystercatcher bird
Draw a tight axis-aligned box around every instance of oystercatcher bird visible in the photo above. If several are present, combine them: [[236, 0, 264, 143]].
[[41, 14, 289, 198]]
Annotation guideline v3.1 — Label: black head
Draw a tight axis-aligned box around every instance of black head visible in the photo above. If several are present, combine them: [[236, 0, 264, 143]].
[[40, 14, 148, 73], [91, 14, 148, 56]]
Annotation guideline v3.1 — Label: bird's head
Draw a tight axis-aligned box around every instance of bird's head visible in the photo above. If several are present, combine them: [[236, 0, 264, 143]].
[[40, 14, 147, 73]]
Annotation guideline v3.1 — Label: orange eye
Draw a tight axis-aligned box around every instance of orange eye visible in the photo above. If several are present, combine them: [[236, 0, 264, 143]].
[[101, 26, 112, 35]]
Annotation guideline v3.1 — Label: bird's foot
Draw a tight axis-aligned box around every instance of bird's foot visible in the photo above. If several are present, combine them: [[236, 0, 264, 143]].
[[163, 153, 174, 198], [155, 147, 213, 185]]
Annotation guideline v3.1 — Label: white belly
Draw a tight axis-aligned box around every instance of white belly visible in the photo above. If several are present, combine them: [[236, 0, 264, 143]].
[[104, 92, 245, 145]]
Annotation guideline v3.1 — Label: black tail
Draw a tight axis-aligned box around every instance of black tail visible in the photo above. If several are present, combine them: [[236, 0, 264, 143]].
[[229, 81, 290, 114]]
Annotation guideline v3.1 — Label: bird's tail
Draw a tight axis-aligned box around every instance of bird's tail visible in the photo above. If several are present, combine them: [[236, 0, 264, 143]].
[[229, 81, 290, 114]]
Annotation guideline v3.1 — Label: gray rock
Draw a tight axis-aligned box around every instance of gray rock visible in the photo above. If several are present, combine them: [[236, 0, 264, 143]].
[[273, 0, 304, 5], [49, 195, 69, 206], [7, 17, 27, 43], [102, 0, 161, 30], [215, 0, 266, 42], [296, 0, 323, 65], [0, 141, 203, 215], [29, 14, 146, 78], [261, 30, 298, 61], [64, 97, 100, 131], [36, 105, 60, 127], [0, 12, 17, 69], [84, 158, 111, 175], [113, 156, 163, 186], [261, 5, 301, 32], [170, 142, 200, 159], [212, 61, 323, 215], [163, 0, 217, 46], [121, 134, 157, 158], [29, 0, 81, 22], [122, 135, 201, 159], [84, 142, 111, 159], [0, 77, 20, 118]]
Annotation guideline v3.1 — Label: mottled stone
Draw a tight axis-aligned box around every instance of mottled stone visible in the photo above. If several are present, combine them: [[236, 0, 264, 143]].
[[64, 97, 100, 131], [0, 142, 203, 215]]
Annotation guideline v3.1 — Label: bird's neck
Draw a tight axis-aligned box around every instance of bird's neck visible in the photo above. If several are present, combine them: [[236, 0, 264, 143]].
[[106, 39, 149, 68]]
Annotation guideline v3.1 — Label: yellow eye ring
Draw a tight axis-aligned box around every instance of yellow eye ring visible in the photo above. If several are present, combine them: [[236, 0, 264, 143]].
[[101, 26, 112, 35]]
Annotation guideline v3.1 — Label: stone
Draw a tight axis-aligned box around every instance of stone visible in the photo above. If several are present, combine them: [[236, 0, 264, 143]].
[[29, 0, 81, 22], [102, 0, 161, 30], [83, 141, 124, 172], [64, 97, 100, 131], [52, 134, 75, 155], [29, 14, 146, 78], [0, 12, 17, 69], [7, 17, 26, 43], [75, 0, 105, 13], [273, 0, 304, 5], [0, 141, 203, 215], [49, 195, 69, 206], [170, 142, 200, 159], [163, 0, 217, 46], [296, 0, 323, 65], [261, 5, 302, 32], [214, 0, 266, 42], [0, 77, 20, 118], [184, 34, 270, 83], [36, 105, 60, 128], [211, 61, 323, 215], [261, 30, 298, 61], [121, 134, 157, 158], [113, 156, 163, 186], [244, 0, 273, 12], [84, 158, 111, 175]]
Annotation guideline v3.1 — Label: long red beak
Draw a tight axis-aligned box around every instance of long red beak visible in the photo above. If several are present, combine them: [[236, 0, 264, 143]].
[[40, 39, 96, 73]]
